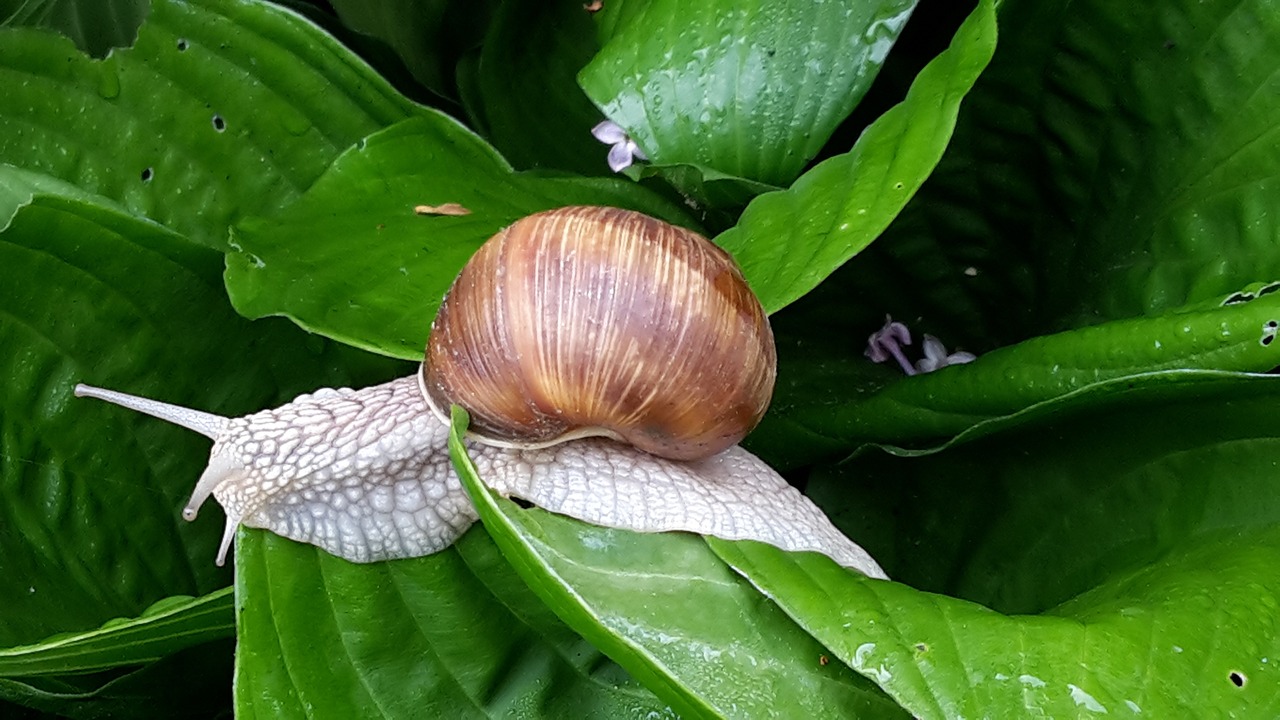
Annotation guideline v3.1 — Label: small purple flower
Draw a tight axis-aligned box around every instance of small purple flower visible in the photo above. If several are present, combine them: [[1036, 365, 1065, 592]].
[[866, 317, 978, 376], [915, 334, 977, 374], [865, 315, 917, 376], [592, 120, 648, 172]]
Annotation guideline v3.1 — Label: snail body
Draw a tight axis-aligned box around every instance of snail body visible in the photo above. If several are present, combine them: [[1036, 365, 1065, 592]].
[[422, 206, 776, 461]]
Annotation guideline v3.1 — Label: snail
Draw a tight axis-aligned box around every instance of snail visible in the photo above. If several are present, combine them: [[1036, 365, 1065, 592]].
[[74, 206, 885, 578]]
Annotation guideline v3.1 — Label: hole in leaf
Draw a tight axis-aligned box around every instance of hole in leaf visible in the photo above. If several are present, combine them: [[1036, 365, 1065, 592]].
[[140, 167, 153, 183], [1263, 321, 1278, 347], [176, 38, 188, 51], [914, 643, 928, 653], [1223, 292, 1253, 305], [1261, 282, 1280, 297], [212, 114, 226, 132], [1229, 671, 1245, 688]]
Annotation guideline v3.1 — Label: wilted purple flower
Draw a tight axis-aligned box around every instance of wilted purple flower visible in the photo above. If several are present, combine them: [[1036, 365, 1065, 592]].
[[915, 335, 977, 374], [865, 315, 917, 376], [592, 120, 648, 172]]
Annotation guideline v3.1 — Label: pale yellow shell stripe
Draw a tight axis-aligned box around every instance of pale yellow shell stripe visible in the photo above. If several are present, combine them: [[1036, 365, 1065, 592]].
[[603, 214, 699, 435]]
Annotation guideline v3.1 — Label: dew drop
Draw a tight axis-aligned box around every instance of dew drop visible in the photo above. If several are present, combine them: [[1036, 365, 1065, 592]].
[[279, 105, 312, 136], [97, 71, 121, 99]]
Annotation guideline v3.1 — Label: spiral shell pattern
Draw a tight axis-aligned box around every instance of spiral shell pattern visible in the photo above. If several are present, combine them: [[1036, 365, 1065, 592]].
[[421, 206, 776, 461]]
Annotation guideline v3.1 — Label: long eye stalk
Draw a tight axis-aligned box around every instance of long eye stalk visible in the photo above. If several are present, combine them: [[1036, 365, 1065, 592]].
[[74, 384, 230, 439]]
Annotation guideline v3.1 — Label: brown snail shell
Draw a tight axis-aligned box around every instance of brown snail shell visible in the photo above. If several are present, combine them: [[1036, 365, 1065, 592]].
[[420, 205, 776, 461]]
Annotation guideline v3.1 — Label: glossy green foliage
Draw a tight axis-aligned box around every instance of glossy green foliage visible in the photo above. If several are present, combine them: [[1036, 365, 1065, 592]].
[[234, 527, 672, 718], [3, 0, 1280, 717], [225, 116, 694, 360], [0, 166, 403, 716], [715, 372, 1280, 718], [0, 0, 423, 249], [579, 0, 918, 186], [717, 0, 996, 311], [449, 408, 908, 720]]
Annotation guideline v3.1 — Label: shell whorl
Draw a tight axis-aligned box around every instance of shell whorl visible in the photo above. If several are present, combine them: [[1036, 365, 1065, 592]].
[[421, 205, 776, 461]]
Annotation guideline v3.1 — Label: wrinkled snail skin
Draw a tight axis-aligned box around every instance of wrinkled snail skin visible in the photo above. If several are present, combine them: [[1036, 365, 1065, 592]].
[[74, 378, 474, 565], [69, 206, 885, 578], [421, 205, 776, 462]]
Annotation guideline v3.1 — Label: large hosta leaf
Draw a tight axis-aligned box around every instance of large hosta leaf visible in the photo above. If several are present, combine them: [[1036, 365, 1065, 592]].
[[448, 412, 907, 719], [715, 532, 1279, 719], [234, 528, 672, 718], [717, 0, 996, 313], [579, 0, 918, 185], [715, 373, 1280, 717], [813, 374, 1280, 612], [0, 167, 402, 662], [225, 116, 695, 360], [0, 0, 426, 249]]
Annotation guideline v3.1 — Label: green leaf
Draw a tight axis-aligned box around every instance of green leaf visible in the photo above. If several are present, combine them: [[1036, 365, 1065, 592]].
[[0, 0, 148, 57], [753, 280, 1280, 467], [712, 531, 1280, 719], [448, 407, 909, 719], [0, 589, 232, 677], [811, 373, 1280, 612], [225, 116, 696, 360], [716, 0, 997, 313], [579, 0, 918, 186], [233, 527, 672, 718], [0, 167, 404, 648], [0, 0, 426, 249], [715, 373, 1280, 717], [848, 289, 1280, 444]]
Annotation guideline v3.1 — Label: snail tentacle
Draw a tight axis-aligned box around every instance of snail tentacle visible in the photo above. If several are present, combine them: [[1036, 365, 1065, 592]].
[[74, 383, 229, 439]]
